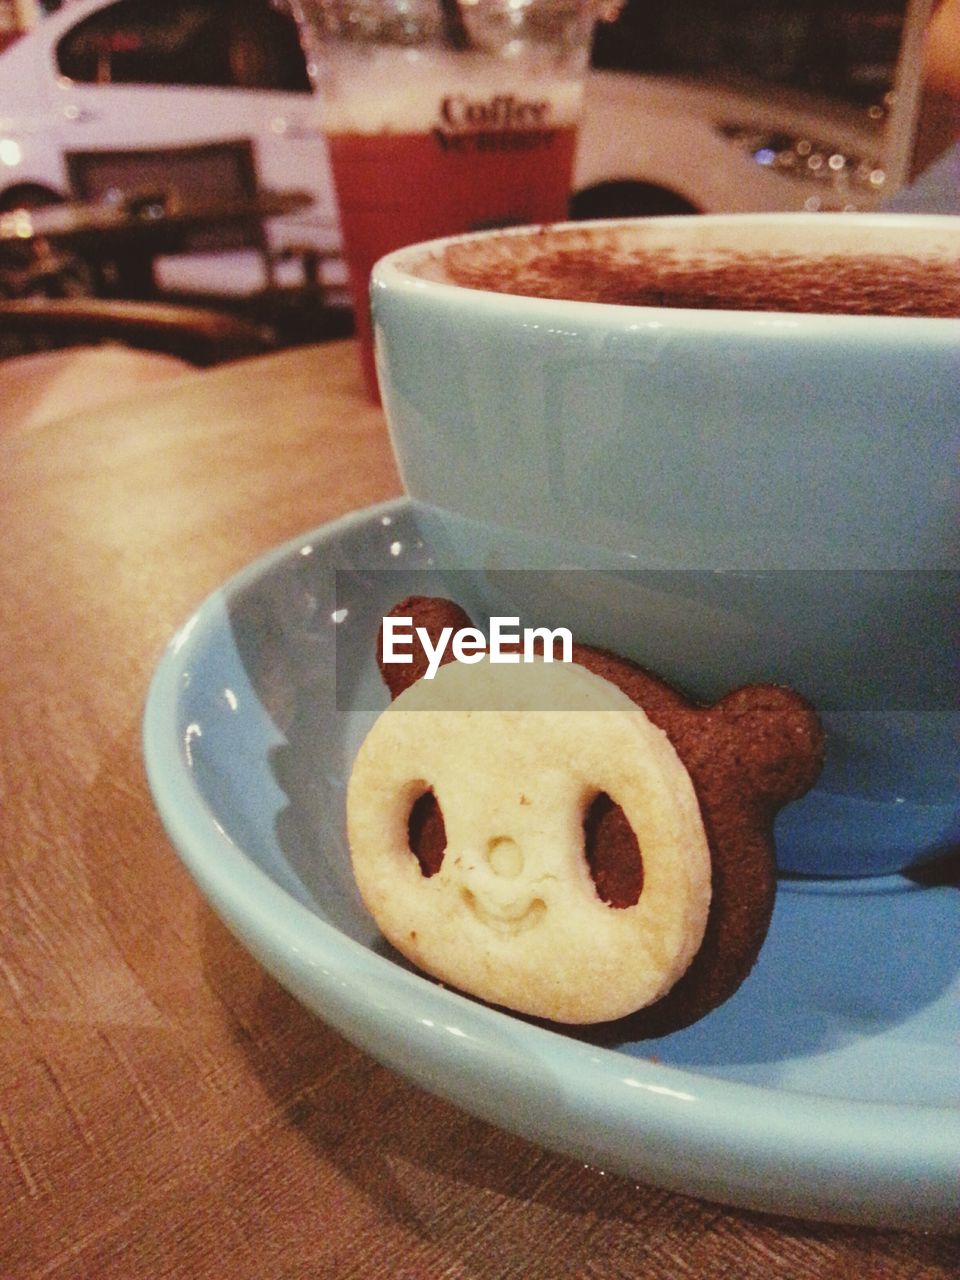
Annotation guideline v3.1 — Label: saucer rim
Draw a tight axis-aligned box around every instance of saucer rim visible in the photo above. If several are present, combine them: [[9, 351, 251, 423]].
[[142, 495, 960, 1230]]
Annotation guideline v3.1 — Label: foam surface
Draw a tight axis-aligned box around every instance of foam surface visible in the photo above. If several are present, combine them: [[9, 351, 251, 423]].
[[405, 219, 960, 316], [321, 47, 583, 133]]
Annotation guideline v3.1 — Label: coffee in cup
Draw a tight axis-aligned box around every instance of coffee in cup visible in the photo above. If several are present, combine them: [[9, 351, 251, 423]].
[[371, 213, 960, 879], [433, 224, 960, 316]]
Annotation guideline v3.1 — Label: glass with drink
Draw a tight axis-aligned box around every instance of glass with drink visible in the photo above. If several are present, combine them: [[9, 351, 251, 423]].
[[293, 0, 611, 398]]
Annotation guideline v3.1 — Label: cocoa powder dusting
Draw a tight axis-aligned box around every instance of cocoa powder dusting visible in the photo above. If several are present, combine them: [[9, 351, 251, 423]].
[[441, 244, 960, 318]]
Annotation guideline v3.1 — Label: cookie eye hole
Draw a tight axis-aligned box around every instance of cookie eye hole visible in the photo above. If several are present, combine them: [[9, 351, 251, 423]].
[[583, 792, 643, 908], [407, 788, 447, 878]]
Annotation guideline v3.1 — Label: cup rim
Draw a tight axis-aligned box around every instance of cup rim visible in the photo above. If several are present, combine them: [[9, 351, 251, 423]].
[[371, 211, 960, 334]]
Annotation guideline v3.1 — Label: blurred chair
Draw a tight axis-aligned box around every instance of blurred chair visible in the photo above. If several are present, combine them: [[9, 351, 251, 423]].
[[0, 296, 270, 365], [65, 138, 280, 293], [0, 234, 96, 301], [0, 296, 271, 432]]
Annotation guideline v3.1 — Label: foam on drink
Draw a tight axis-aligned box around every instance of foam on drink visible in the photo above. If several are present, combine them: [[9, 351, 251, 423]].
[[408, 219, 960, 318], [320, 47, 584, 134]]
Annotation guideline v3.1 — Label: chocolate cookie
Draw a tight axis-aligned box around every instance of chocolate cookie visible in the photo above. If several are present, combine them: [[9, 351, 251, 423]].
[[349, 656, 713, 1024], [371, 595, 824, 1035]]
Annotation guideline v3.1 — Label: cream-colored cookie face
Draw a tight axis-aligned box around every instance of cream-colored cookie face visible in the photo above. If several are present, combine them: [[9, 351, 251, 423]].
[[347, 659, 711, 1024]]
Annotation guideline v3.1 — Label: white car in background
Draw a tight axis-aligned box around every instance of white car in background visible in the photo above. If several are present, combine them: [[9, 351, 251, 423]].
[[0, 0, 917, 300]]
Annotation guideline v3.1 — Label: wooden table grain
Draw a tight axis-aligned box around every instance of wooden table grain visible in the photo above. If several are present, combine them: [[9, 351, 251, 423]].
[[1, 340, 956, 1278]]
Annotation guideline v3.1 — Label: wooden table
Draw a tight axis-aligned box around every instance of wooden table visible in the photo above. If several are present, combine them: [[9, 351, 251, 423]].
[[1, 341, 956, 1277], [0, 189, 312, 298]]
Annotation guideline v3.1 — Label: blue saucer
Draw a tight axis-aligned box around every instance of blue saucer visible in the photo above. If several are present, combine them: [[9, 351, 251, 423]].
[[143, 497, 960, 1229]]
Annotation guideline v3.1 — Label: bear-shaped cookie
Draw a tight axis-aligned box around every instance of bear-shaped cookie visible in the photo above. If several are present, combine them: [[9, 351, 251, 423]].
[[347, 596, 824, 1034]]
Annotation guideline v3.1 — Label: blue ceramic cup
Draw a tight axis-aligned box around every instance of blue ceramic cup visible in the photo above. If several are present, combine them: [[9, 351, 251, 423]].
[[371, 213, 959, 878]]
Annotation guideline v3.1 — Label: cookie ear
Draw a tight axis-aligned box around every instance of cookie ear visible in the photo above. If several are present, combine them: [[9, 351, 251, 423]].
[[711, 684, 825, 811], [377, 596, 475, 698], [561, 659, 822, 1040]]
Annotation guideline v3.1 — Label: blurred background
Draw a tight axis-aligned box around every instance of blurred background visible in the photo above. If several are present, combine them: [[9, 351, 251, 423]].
[[0, 0, 955, 346]]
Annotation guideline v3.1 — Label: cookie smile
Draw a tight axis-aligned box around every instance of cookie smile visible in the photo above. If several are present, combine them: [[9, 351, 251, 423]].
[[460, 888, 547, 934]]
